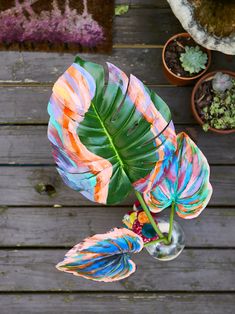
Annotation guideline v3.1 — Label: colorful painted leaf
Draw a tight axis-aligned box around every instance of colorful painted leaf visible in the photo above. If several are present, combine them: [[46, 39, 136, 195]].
[[48, 57, 176, 205], [144, 132, 213, 219], [56, 228, 143, 282]]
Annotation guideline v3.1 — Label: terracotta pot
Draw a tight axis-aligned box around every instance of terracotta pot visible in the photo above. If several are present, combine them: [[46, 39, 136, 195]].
[[191, 70, 235, 134], [162, 33, 211, 86]]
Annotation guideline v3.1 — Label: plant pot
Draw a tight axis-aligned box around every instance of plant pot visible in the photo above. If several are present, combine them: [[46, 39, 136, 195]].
[[145, 218, 185, 261], [191, 70, 235, 134], [162, 33, 211, 86]]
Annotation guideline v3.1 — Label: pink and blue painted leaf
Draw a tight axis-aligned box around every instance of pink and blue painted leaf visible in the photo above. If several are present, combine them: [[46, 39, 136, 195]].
[[144, 132, 213, 219], [56, 228, 144, 282]]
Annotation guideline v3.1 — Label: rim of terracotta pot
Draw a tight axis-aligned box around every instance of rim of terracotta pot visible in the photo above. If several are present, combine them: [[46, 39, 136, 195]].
[[162, 32, 212, 81], [191, 70, 235, 134]]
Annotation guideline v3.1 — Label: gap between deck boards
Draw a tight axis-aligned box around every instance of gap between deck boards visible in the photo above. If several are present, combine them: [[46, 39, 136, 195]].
[[0, 291, 234, 294], [0, 247, 234, 250]]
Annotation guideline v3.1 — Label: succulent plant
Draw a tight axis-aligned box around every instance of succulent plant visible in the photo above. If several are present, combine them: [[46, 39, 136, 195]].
[[202, 78, 235, 131], [212, 72, 233, 93], [180, 45, 208, 74]]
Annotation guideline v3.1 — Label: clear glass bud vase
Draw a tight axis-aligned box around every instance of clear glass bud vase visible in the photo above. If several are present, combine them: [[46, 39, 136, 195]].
[[145, 218, 185, 261]]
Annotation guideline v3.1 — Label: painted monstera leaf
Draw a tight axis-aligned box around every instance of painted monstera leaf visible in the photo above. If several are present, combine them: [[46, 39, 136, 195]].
[[48, 57, 176, 204], [144, 132, 213, 219], [56, 228, 143, 282]]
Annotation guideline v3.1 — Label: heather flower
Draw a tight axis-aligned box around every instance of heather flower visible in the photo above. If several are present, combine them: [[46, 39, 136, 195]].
[[0, 0, 105, 46]]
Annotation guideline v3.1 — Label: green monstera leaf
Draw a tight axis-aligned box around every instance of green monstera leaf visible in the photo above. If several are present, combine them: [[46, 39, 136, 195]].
[[48, 57, 176, 205]]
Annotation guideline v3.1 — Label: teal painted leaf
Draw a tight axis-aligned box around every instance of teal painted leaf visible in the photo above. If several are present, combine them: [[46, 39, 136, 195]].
[[48, 57, 176, 204]]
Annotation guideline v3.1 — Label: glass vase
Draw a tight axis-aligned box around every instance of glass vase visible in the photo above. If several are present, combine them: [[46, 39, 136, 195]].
[[145, 218, 185, 261]]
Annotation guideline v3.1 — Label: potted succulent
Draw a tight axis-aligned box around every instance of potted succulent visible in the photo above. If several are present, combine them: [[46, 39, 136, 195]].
[[47, 57, 212, 282], [192, 71, 235, 134], [162, 33, 211, 86]]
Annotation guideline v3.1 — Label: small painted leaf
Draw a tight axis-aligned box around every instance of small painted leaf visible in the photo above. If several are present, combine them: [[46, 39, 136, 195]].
[[56, 228, 143, 282], [144, 132, 213, 219], [48, 57, 176, 205]]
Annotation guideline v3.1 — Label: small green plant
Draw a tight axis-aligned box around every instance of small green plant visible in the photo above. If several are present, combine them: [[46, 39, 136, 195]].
[[115, 5, 129, 16], [180, 46, 208, 74], [202, 77, 235, 131]]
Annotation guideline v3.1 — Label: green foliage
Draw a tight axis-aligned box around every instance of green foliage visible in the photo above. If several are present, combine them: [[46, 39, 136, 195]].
[[180, 46, 208, 74], [115, 5, 129, 16], [69, 57, 175, 205], [202, 78, 235, 131], [202, 123, 210, 132], [212, 72, 233, 93]]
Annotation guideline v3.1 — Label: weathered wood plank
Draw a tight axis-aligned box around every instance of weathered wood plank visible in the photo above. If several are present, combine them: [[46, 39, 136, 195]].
[[0, 166, 132, 206], [0, 166, 233, 206], [0, 293, 234, 314], [0, 50, 233, 84], [0, 125, 234, 165], [0, 126, 54, 164], [0, 86, 195, 124], [0, 206, 234, 247], [114, 8, 183, 44], [0, 86, 52, 124], [0, 249, 234, 291]]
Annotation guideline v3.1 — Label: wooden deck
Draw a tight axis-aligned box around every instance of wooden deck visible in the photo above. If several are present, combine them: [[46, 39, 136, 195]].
[[0, 1, 235, 313]]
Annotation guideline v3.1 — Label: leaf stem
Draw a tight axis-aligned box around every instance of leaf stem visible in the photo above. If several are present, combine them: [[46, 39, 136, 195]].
[[176, 40, 185, 50], [135, 191, 168, 244], [168, 202, 175, 243], [144, 238, 166, 247]]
